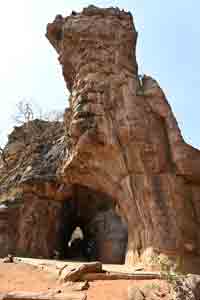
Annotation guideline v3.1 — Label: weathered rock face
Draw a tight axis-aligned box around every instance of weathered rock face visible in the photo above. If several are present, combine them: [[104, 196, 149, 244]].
[[0, 195, 65, 258], [0, 117, 127, 262], [0, 5, 200, 270], [46, 5, 200, 271], [0, 119, 68, 258]]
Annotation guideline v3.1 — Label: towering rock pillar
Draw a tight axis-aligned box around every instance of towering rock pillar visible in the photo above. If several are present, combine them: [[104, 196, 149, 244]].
[[47, 6, 200, 272]]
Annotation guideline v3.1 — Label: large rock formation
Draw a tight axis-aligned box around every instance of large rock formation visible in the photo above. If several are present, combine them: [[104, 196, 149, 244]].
[[0, 116, 127, 262], [0, 119, 68, 258], [46, 6, 200, 272], [0, 5, 200, 271]]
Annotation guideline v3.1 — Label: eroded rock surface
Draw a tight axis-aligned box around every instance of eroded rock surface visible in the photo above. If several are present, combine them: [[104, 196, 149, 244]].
[[0, 5, 200, 270], [46, 5, 200, 271], [0, 119, 68, 258], [0, 116, 127, 262]]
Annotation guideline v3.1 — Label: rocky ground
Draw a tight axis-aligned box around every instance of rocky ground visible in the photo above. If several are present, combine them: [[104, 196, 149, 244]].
[[0, 259, 171, 300], [0, 262, 58, 293]]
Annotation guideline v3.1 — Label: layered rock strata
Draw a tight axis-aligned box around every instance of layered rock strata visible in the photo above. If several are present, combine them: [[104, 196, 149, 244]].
[[46, 5, 200, 272], [0, 5, 200, 271], [0, 120, 68, 258], [0, 118, 127, 262]]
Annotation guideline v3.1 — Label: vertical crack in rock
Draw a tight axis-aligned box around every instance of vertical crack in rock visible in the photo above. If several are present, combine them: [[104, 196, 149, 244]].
[[46, 5, 200, 272], [0, 5, 200, 272]]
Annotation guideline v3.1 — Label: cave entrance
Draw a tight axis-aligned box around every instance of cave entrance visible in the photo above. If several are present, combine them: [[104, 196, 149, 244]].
[[58, 185, 128, 264]]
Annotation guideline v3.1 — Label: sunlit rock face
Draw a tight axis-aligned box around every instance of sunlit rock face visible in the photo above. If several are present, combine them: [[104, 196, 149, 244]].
[[46, 6, 139, 198], [46, 5, 200, 272]]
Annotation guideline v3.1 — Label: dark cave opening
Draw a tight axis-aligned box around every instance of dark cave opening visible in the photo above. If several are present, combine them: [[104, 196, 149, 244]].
[[57, 185, 128, 264]]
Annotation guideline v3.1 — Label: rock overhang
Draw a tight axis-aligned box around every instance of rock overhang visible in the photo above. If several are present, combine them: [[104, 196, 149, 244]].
[[0, 5, 200, 272]]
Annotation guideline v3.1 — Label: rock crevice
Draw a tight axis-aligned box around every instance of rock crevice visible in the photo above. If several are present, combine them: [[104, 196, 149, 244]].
[[46, 5, 200, 271], [0, 5, 200, 271]]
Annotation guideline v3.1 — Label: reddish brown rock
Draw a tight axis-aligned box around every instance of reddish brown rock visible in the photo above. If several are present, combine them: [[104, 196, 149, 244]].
[[0, 118, 127, 262], [46, 6, 200, 271], [0, 120, 69, 258]]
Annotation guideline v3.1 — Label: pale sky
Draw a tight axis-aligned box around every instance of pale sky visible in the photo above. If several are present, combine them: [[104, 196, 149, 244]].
[[0, 1, 199, 148]]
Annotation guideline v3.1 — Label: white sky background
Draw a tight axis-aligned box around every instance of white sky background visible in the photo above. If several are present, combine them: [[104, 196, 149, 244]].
[[0, 0, 200, 148], [0, 1, 68, 144]]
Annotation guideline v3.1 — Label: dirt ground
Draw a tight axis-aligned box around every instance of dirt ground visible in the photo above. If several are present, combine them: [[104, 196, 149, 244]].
[[87, 280, 171, 300], [0, 263, 59, 293], [0, 262, 171, 300]]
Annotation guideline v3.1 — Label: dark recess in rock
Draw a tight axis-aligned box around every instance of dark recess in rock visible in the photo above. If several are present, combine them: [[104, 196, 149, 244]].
[[0, 6, 200, 272]]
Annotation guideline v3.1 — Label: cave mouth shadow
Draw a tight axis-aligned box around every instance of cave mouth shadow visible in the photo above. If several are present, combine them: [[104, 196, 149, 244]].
[[57, 185, 128, 264]]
